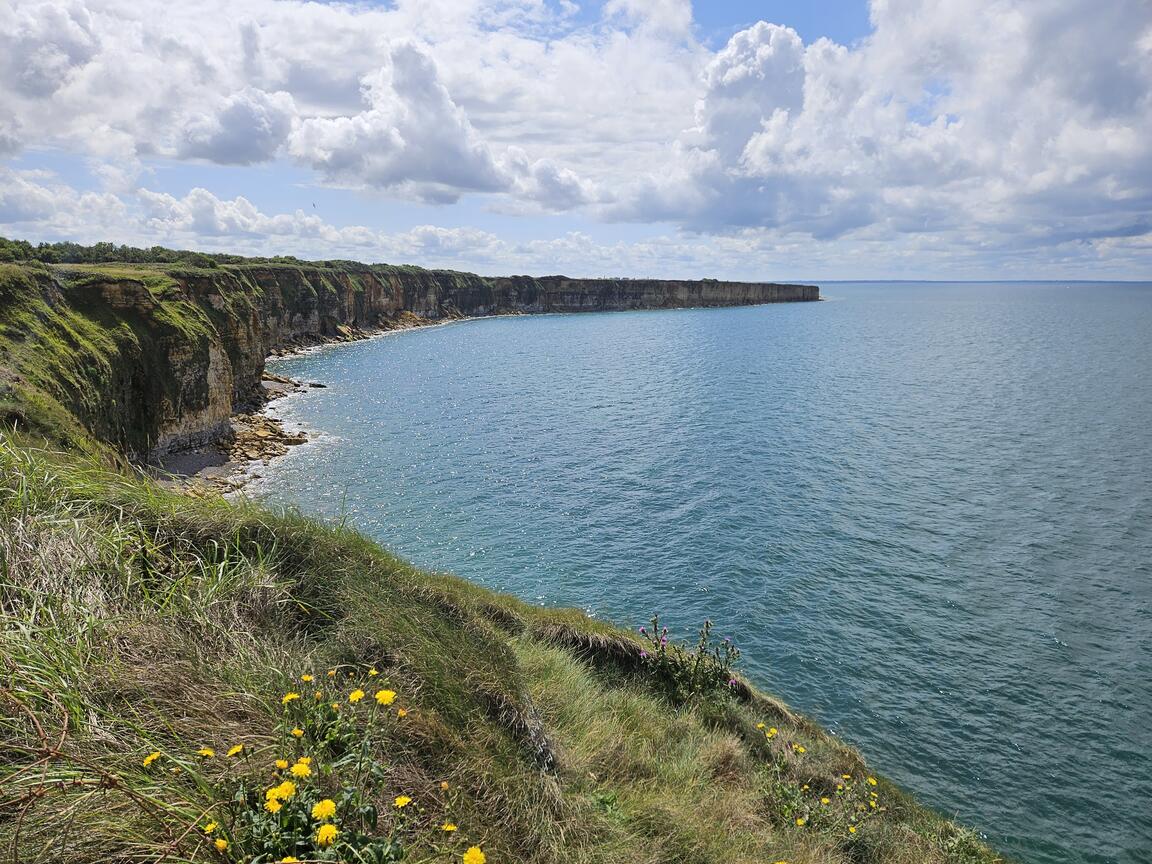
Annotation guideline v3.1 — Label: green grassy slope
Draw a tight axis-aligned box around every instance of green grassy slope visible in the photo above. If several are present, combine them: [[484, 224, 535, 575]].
[[0, 438, 1003, 864]]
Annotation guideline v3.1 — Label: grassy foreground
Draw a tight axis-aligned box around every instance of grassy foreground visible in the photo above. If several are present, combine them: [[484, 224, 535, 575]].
[[0, 437, 1001, 864]]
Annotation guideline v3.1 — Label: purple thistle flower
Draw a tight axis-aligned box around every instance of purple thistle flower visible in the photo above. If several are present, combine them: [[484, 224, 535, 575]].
[[639, 627, 646, 635], [640, 651, 649, 659], [660, 636, 668, 646], [728, 678, 737, 686]]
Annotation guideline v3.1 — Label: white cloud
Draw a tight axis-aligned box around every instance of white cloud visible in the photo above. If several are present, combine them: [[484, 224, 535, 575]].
[[179, 88, 296, 165], [288, 43, 509, 201], [0, 0, 1148, 275]]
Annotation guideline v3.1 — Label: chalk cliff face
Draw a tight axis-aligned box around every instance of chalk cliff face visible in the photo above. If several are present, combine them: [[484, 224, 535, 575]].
[[0, 261, 817, 460]]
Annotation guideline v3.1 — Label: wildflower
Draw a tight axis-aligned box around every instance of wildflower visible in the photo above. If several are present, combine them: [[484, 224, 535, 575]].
[[265, 798, 283, 814], [766, 727, 778, 739], [214, 838, 228, 853], [198, 748, 215, 758], [282, 692, 301, 705], [316, 823, 339, 846], [394, 795, 412, 808], [291, 728, 304, 738], [227, 744, 244, 757], [290, 761, 311, 778], [442, 823, 458, 832], [821, 797, 830, 805], [463, 848, 486, 864], [870, 800, 877, 809], [314, 691, 323, 700], [204, 822, 218, 834], [849, 825, 857, 835], [728, 678, 737, 686], [440, 781, 450, 791], [801, 785, 809, 791], [867, 777, 878, 786], [312, 799, 337, 821], [375, 689, 396, 706], [301, 674, 314, 682], [397, 708, 408, 718], [281, 858, 300, 863], [275, 759, 289, 770], [298, 757, 312, 765], [170, 767, 182, 775], [639, 651, 649, 659], [326, 669, 336, 678], [348, 689, 365, 704], [795, 817, 806, 827], [331, 702, 340, 710], [267, 780, 296, 801], [755, 723, 766, 730], [368, 668, 379, 677], [792, 744, 806, 754], [142, 751, 161, 767], [842, 774, 852, 781]]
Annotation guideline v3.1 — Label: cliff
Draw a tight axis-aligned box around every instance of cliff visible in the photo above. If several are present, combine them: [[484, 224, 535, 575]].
[[0, 259, 816, 460]]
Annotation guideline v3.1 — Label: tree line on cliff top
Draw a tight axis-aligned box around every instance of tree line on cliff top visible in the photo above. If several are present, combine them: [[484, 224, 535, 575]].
[[0, 235, 314, 268]]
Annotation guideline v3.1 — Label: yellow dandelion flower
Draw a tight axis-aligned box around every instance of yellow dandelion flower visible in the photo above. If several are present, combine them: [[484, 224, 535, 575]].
[[870, 799, 878, 809], [214, 838, 228, 853], [282, 692, 300, 705], [756, 722, 766, 730], [794, 745, 807, 754], [170, 766, 182, 775], [301, 674, 314, 682], [349, 689, 365, 704], [326, 669, 336, 678], [462, 847, 486, 864], [142, 751, 161, 767], [198, 747, 215, 758], [821, 797, 831, 805], [440, 781, 450, 791], [275, 759, 289, 770], [290, 761, 311, 778], [316, 823, 339, 847], [849, 825, 858, 834], [837, 784, 844, 792], [314, 691, 323, 700], [291, 727, 304, 738], [265, 798, 283, 814], [397, 708, 408, 718], [442, 822, 458, 832], [375, 689, 396, 706], [203, 822, 217, 834], [394, 795, 412, 808], [227, 744, 244, 757], [801, 784, 809, 791], [767, 727, 778, 738], [368, 668, 379, 676], [298, 757, 312, 765], [312, 799, 337, 821], [331, 702, 340, 710], [795, 817, 806, 827], [868, 777, 878, 786], [267, 780, 296, 801], [842, 774, 852, 780], [281, 858, 300, 863]]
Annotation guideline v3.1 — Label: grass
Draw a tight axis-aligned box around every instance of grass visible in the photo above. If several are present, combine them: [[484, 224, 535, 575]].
[[0, 437, 1005, 864]]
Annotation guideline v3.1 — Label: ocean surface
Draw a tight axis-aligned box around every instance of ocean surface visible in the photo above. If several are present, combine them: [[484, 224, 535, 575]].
[[255, 282, 1152, 864]]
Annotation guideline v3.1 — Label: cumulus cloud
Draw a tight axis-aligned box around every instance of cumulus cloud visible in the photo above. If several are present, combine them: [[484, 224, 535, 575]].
[[0, 0, 1149, 275], [179, 88, 296, 165], [288, 43, 509, 201]]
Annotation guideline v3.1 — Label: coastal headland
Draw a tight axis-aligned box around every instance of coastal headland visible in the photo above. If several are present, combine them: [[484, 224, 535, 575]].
[[0, 246, 1006, 864], [0, 255, 817, 465]]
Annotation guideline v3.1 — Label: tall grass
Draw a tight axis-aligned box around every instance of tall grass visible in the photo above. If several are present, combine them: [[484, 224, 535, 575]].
[[0, 437, 1005, 863]]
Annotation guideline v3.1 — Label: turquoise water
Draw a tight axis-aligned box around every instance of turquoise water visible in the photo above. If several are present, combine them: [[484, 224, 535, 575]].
[[257, 283, 1152, 864]]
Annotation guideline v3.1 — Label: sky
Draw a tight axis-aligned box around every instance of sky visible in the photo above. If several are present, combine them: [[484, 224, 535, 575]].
[[0, 0, 1149, 280]]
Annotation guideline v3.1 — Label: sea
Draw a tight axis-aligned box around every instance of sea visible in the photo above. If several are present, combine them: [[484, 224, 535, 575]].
[[253, 282, 1152, 864]]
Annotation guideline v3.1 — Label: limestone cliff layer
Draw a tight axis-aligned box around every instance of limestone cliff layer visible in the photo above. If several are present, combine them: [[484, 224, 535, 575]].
[[0, 261, 817, 460]]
